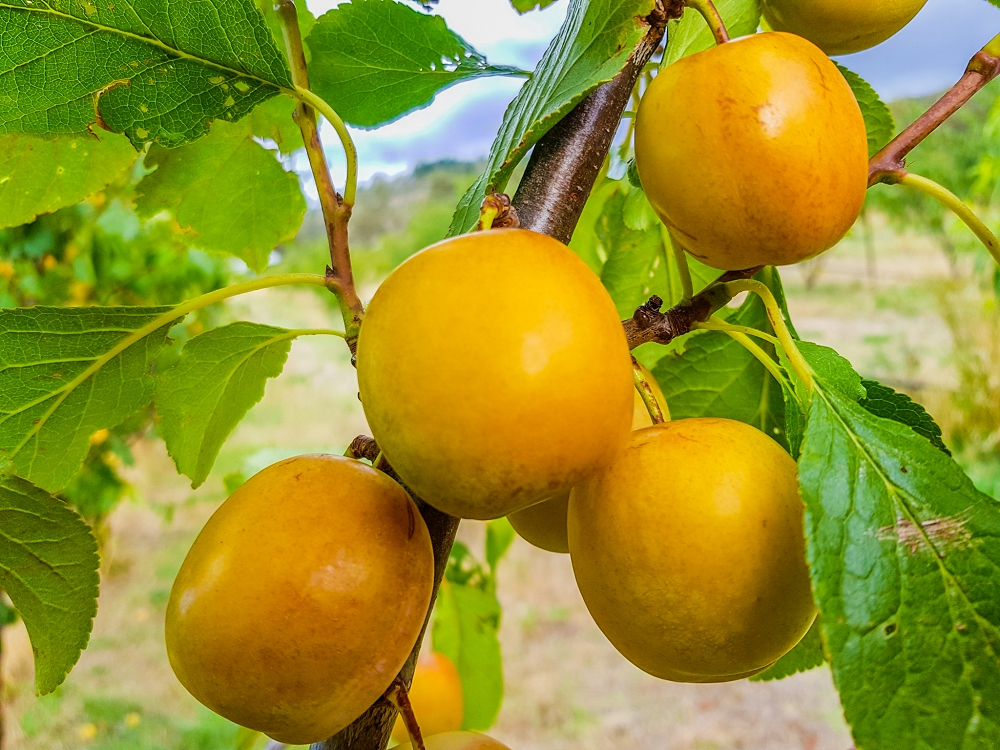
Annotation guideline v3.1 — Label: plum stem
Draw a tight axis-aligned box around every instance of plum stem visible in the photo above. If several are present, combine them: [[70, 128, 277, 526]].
[[385, 677, 426, 750], [723, 280, 814, 391], [685, 0, 730, 45], [633, 357, 667, 424]]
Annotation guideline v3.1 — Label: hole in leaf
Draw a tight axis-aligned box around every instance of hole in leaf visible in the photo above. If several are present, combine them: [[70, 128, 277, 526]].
[[884, 622, 897, 636]]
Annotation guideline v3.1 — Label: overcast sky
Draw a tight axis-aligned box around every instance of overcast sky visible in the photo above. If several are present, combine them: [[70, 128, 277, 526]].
[[303, 0, 1000, 183]]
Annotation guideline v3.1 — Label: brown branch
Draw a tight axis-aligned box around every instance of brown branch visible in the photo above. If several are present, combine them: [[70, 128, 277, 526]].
[[623, 267, 763, 349], [512, 3, 672, 243], [318, 5, 676, 749], [869, 32, 1000, 186], [276, 1, 364, 355], [385, 678, 426, 750]]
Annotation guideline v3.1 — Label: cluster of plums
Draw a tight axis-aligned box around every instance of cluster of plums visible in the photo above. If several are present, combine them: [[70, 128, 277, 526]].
[[165, 3, 925, 746]]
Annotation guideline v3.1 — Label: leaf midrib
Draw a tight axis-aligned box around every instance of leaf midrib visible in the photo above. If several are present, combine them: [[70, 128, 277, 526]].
[[0, 2, 289, 93], [815, 384, 1000, 660]]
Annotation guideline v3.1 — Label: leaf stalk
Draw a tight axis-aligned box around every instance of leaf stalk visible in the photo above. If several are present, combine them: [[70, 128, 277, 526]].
[[633, 357, 667, 424], [723, 279, 813, 391], [684, 0, 730, 45], [892, 171, 1000, 268]]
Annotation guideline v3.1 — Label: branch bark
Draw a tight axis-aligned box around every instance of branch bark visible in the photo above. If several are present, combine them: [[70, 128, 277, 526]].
[[276, 1, 365, 354], [622, 267, 762, 349], [314, 6, 670, 750], [512, 3, 671, 243]]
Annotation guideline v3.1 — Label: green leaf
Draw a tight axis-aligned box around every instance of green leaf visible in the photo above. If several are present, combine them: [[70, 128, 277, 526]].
[[800, 383, 1000, 750], [0, 132, 137, 229], [248, 94, 305, 155], [433, 579, 504, 731], [654, 297, 786, 445], [568, 178, 617, 275], [796, 341, 867, 402], [234, 726, 263, 750], [836, 64, 895, 158], [859, 379, 950, 456], [750, 618, 826, 682], [0, 598, 17, 626], [307, 0, 522, 129], [0, 0, 292, 148], [510, 0, 558, 12], [599, 188, 670, 317], [621, 187, 658, 232], [485, 518, 515, 572], [157, 323, 304, 489], [0, 306, 178, 491], [449, 0, 655, 235], [663, 0, 761, 66], [136, 119, 306, 273], [0, 472, 99, 694]]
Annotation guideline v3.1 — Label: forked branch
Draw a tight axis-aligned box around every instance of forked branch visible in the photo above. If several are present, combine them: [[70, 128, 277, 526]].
[[623, 267, 762, 349], [275, 1, 365, 354]]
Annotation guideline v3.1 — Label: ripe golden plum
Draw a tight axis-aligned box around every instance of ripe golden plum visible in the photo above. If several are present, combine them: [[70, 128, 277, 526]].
[[405, 732, 512, 750], [357, 228, 634, 520], [390, 651, 464, 743], [508, 366, 669, 553], [507, 491, 571, 554], [635, 32, 868, 270], [763, 0, 929, 55], [569, 419, 817, 682], [165, 455, 434, 745]]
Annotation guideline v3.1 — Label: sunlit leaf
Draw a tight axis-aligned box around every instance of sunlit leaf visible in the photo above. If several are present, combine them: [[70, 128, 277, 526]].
[[307, 0, 522, 129], [799, 350, 1000, 749], [0, 306, 178, 491], [0, 472, 99, 694], [433, 579, 504, 731], [0, 0, 292, 147], [136, 119, 306, 273], [157, 322, 314, 489], [0, 133, 137, 229]]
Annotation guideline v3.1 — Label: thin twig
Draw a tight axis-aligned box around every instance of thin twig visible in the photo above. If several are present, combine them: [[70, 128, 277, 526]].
[[685, 0, 730, 45], [622, 267, 762, 349], [633, 358, 667, 424], [275, 1, 364, 354], [385, 677, 426, 750], [869, 32, 1000, 186]]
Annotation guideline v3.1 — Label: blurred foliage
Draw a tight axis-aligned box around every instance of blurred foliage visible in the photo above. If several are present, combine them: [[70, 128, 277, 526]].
[[278, 160, 481, 285], [0, 160, 236, 534], [432, 519, 514, 731], [856, 80, 1000, 494]]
